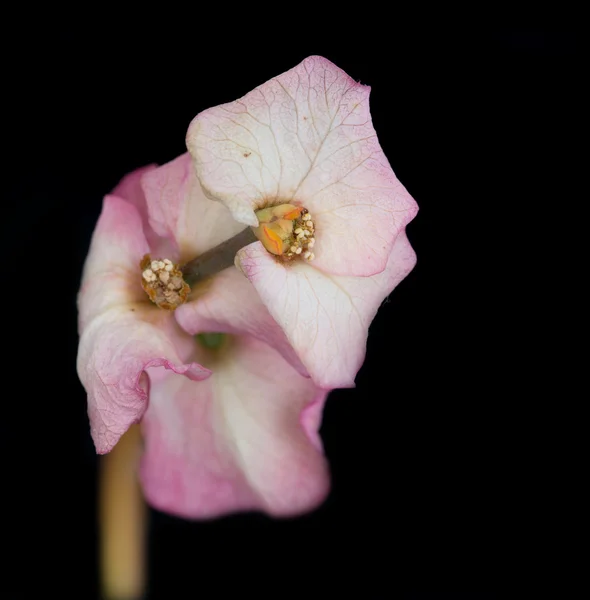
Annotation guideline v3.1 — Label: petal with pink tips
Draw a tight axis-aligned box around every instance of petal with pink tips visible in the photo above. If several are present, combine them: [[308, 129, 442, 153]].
[[110, 164, 156, 233], [77, 195, 210, 454], [78, 195, 151, 330], [140, 337, 329, 519], [187, 55, 418, 276], [78, 311, 210, 454], [140, 153, 246, 262], [110, 162, 173, 256], [235, 232, 417, 389]]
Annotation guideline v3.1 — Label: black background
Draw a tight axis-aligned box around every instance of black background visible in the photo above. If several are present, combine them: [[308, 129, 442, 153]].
[[3, 22, 578, 599]]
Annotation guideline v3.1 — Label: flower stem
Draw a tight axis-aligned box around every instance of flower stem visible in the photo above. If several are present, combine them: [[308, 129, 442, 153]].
[[99, 425, 146, 600], [181, 227, 257, 286]]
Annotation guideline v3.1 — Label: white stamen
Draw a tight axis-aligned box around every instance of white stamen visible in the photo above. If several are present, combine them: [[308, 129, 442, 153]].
[[308, 252, 315, 261], [302, 213, 311, 221], [303, 251, 311, 259], [295, 247, 302, 254], [142, 269, 155, 281], [294, 228, 303, 235], [290, 246, 298, 253], [159, 271, 170, 284], [307, 238, 315, 248], [151, 261, 159, 271]]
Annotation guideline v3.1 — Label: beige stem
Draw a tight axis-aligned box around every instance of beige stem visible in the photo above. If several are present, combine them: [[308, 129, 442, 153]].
[[99, 424, 147, 600]]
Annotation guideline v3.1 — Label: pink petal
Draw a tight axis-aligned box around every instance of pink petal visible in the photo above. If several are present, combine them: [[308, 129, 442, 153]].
[[110, 163, 156, 224], [186, 55, 418, 276], [235, 232, 417, 389], [78, 313, 210, 455], [175, 266, 308, 377], [140, 153, 246, 262], [78, 195, 151, 330], [77, 195, 211, 454], [110, 163, 171, 255], [140, 336, 329, 518]]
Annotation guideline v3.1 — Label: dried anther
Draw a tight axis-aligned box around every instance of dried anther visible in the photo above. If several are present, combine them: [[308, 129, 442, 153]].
[[140, 255, 190, 310]]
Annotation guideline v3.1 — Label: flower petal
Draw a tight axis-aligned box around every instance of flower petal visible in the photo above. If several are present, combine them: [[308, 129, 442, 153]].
[[110, 164, 156, 230], [187, 55, 418, 276], [235, 231, 417, 389], [140, 336, 329, 518], [110, 163, 172, 255], [140, 153, 246, 261], [77, 195, 210, 454], [175, 266, 308, 377], [78, 312, 211, 454], [78, 195, 151, 330]]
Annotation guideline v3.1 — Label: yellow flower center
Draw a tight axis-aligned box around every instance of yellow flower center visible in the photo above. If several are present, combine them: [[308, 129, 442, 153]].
[[251, 204, 316, 261]]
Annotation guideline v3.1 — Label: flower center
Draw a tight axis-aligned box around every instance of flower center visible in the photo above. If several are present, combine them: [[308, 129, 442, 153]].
[[140, 255, 190, 310], [251, 204, 315, 262], [194, 332, 234, 368], [195, 332, 226, 349]]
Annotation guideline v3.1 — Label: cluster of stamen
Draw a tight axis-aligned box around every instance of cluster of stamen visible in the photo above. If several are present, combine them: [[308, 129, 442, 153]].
[[252, 204, 316, 263], [139, 204, 317, 310], [140, 255, 190, 310], [285, 209, 315, 261]]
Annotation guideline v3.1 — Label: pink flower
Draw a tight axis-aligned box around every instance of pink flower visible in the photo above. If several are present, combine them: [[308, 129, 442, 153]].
[[186, 56, 418, 389], [77, 156, 329, 517], [78, 56, 418, 519]]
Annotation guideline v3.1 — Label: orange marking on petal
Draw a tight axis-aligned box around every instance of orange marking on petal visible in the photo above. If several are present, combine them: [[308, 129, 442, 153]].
[[262, 225, 284, 255], [281, 207, 303, 220]]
